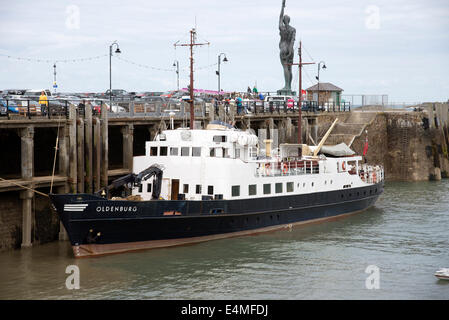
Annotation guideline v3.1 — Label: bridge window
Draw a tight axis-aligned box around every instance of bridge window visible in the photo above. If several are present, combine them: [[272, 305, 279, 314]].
[[275, 183, 283, 193], [181, 147, 190, 156], [160, 146, 168, 156], [213, 135, 227, 143], [170, 147, 178, 156], [248, 184, 257, 196], [263, 184, 271, 195], [208, 186, 214, 195], [232, 185, 240, 197], [196, 185, 202, 194], [192, 147, 201, 157], [287, 182, 294, 192], [150, 146, 158, 156]]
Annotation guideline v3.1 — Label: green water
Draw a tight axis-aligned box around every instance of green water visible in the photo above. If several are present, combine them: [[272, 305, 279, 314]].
[[0, 181, 448, 299]]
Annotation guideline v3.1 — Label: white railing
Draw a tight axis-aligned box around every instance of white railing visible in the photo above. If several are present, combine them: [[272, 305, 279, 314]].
[[358, 164, 384, 184], [255, 159, 320, 177]]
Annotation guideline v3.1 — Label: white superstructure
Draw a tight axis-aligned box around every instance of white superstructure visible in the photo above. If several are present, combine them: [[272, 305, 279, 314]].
[[132, 124, 384, 201]]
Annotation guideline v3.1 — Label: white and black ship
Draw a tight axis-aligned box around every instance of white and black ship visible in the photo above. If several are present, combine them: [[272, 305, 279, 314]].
[[50, 121, 384, 258]]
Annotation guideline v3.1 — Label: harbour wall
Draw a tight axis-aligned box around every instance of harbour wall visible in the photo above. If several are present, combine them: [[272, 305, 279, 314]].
[[0, 102, 448, 252]]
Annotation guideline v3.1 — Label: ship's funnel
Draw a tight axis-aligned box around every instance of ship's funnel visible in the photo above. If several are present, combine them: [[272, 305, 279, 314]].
[[264, 139, 273, 157]]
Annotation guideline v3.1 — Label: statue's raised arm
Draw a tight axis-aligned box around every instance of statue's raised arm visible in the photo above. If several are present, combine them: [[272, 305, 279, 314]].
[[279, 0, 286, 29]]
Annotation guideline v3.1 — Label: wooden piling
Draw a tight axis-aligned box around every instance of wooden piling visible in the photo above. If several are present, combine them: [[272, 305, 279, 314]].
[[68, 104, 77, 193], [84, 103, 93, 193], [93, 116, 101, 192], [100, 103, 109, 189], [76, 117, 84, 193], [122, 124, 134, 170], [19, 126, 34, 247]]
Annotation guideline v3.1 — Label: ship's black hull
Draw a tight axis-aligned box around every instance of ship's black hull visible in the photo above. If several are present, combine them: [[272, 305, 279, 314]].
[[49, 182, 383, 257]]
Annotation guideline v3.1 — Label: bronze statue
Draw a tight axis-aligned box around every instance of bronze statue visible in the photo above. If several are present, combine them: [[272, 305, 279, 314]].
[[279, 0, 296, 94]]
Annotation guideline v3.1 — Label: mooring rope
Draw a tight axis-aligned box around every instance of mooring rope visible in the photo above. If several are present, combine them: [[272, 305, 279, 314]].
[[0, 177, 49, 197], [50, 111, 62, 193]]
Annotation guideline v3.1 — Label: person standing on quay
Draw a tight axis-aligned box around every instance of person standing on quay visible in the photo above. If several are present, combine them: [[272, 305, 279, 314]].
[[39, 90, 48, 115]]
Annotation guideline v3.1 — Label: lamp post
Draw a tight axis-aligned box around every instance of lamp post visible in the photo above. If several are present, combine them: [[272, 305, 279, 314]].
[[173, 60, 179, 91], [109, 41, 121, 107], [315, 61, 326, 110], [216, 53, 228, 94]]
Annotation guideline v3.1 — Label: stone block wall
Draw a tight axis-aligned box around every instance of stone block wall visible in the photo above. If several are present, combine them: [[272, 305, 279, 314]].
[[0, 191, 22, 251]]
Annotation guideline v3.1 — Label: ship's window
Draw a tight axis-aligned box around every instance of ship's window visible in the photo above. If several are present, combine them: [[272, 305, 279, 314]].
[[183, 184, 189, 193], [150, 146, 158, 156], [147, 183, 152, 193], [263, 184, 271, 195], [160, 146, 168, 156], [209, 148, 215, 157], [208, 186, 214, 195], [311, 182, 314, 187], [192, 147, 201, 157], [303, 183, 306, 187], [275, 183, 283, 193], [181, 147, 190, 156], [223, 148, 229, 158], [196, 185, 202, 194], [287, 182, 294, 192], [330, 180, 333, 184], [213, 135, 227, 143], [232, 185, 240, 197], [248, 184, 257, 196], [325, 180, 327, 185], [170, 147, 178, 156], [235, 148, 240, 159], [138, 183, 143, 193]]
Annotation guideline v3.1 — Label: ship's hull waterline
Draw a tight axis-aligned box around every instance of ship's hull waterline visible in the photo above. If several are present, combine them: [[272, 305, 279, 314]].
[[50, 182, 383, 258]]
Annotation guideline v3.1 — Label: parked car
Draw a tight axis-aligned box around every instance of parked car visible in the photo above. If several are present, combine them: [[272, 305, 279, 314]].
[[264, 95, 294, 111], [1, 89, 27, 99]]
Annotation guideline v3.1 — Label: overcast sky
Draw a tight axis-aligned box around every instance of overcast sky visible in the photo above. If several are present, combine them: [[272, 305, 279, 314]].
[[0, 0, 448, 103]]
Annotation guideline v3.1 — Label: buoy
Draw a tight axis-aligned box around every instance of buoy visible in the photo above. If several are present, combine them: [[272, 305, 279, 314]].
[[282, 162, 288, 174]]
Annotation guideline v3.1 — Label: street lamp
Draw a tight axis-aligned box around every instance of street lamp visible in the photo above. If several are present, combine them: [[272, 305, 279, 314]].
[[216, 53, 228, 95], [315, 61, 326, 109], [173, 60, 179, 91], [109, 41, 121, 107]]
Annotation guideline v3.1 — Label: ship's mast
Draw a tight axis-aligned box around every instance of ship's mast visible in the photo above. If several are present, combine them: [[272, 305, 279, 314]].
[[290, 41, 314, 143], [174, 28, 209, 129]]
